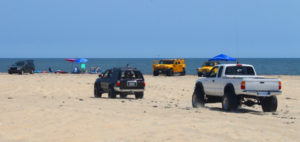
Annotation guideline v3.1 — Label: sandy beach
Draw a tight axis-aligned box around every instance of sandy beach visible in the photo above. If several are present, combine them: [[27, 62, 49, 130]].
[[0, 74, 299, 142]]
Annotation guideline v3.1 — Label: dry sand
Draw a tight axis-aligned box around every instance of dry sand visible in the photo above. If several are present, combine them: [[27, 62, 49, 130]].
[[0, 74, 299, 142]]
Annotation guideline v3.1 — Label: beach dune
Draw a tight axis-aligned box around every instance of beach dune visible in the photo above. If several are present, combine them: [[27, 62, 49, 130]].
[[0, 74, 299, 142]]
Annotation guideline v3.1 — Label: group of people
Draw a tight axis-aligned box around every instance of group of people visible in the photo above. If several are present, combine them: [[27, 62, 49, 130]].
[[72, 66, 101, 74], [47, 66, 101, 74]]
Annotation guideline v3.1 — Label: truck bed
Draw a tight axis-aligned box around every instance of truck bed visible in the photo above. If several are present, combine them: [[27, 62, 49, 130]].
[[222, 75, 281, 95]]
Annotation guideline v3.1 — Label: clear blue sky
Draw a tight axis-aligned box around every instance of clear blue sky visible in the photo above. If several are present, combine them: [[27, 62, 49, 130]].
[[0, 0, 299, 58]]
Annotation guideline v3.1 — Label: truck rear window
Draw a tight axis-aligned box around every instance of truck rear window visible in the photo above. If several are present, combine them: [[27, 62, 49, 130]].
[[225, 66, 255, 75], [121, 70, 143, 79]]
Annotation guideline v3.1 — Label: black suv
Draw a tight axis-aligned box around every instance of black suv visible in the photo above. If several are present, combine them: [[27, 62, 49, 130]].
[[8, 60, 35, 75], [94, 67, 145, 99]]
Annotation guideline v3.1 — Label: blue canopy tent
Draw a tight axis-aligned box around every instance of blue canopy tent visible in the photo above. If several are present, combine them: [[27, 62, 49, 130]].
[[209, 54, 236, 62]]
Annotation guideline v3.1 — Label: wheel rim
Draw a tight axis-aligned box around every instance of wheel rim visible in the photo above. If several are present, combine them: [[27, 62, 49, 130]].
[[192, 94, 196, 105], [192, 93, 198, 107], [94, 87, 97, 95], [222, 96, 229, 110]]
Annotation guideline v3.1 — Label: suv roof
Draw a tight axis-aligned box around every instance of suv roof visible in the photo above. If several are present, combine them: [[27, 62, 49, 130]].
[[112, 67, 141, 72], [161, 59, 184, 61]]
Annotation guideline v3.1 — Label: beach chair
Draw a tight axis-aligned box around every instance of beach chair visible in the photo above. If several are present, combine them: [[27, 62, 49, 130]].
[[96, 67, 101, 73], [90, 67, 96, 74], [73, 67, 80, 74]]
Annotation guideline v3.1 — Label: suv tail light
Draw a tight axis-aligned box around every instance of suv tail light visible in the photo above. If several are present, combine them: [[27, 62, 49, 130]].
[[117, 80, 121, 87], [279, 81, 282, 90], [241, 81, 246, 90], [143, 82, 146, 87]]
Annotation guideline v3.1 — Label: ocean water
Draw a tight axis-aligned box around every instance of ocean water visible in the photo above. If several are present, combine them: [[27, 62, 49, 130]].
[[0, 58, 299, 75]]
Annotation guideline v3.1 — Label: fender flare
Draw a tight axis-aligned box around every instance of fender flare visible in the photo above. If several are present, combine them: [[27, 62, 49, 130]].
[[224, 83, 235, 95], [195, 82, 205, 94]]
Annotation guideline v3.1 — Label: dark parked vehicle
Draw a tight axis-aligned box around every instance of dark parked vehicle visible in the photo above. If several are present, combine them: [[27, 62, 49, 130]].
[[94, 67, 146, 99], [8, 60, 35, 75]]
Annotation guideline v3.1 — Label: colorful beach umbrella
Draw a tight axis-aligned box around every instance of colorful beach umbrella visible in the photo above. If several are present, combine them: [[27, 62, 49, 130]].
[[75, 58, 88, 63], [65, 58, 77, 62]]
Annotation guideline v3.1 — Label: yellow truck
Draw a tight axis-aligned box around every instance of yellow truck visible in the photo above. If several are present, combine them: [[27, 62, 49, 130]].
[[153, 59, 186, 76], [197, 61, 219, 77]]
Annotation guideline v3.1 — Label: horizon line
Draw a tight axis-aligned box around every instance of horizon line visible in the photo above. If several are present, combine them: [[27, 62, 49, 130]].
[[0, 57, 299, 59]]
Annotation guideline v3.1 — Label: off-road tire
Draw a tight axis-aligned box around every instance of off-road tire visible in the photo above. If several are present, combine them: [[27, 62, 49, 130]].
[[181, 68, 186, 76], [94, 84, 102, 98], [153, 71, 159, 76], [135, 92, 144, 99], [19, 70, 24, 75], [202, 71, 207, 77], [192, 84, 205, 108], [120, 93, 127, 99], [167, 69, 174, 76], [108, 88, 117, 99], [198, 72, 202, 77], [222, 86, 238, 111], [261, 96, 278, 112]]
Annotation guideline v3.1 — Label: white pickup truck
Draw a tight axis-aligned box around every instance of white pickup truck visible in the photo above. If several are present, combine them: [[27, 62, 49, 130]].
[[192, 64, 282, 112]]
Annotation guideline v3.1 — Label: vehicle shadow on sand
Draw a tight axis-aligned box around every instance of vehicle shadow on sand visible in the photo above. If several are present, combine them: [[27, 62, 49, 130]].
[[207, 107, 265, 115], [90, 96, 137, 100]]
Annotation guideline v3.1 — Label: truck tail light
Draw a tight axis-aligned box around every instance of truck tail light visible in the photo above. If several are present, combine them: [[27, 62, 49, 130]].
[[117, 80, 121, 87], [143, 82, 146, 87], [241, 81, 246, 90], [279, 81, 282, 90]]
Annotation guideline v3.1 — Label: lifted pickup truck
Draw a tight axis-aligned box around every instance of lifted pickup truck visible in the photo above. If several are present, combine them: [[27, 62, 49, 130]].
[[192, 64, 282, 112]]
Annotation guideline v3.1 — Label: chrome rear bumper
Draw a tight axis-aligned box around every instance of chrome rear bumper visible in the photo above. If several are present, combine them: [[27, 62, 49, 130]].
[[114, 87, 144, 92], [241, 90, 282, 97]]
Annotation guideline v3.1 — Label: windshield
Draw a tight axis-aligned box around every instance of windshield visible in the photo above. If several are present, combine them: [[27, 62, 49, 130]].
[[13, 62, 24, 66], [121, 70, 143, 79], [159, 60, 174, 64], [202, 62, 218, 66], [225, 66, 255, 75]]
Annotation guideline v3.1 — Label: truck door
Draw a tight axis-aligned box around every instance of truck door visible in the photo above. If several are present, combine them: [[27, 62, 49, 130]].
[[178, 61, 183, 72], [173, 61, 179, 72], [213, 66, 224, 96], [204, 66, 219, 95]]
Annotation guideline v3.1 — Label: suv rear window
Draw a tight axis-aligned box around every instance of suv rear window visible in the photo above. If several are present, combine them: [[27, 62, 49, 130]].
[[225, 66, 255, 75], [14, 62, 25, 66], [121, 70, 143, 79]]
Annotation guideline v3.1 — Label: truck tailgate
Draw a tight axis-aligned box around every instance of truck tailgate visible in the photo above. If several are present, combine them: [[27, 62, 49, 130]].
[[244, 78, 280, 91]]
